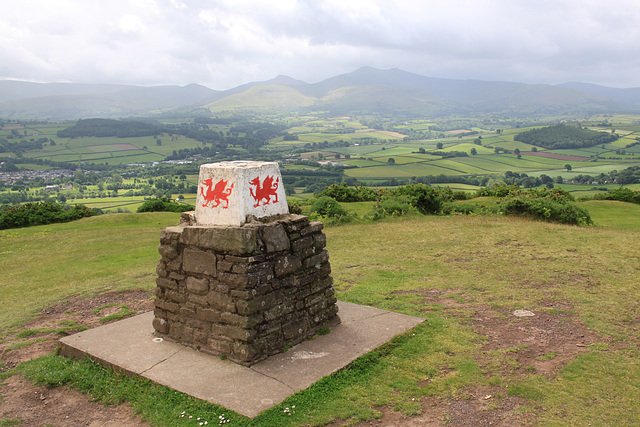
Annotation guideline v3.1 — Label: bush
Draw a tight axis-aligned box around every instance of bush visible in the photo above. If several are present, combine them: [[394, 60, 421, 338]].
[[498, 189, 592, 226], [593, 188, 640, 205], [372, 195, 418, 220], [0, 202, 100, 230], [318, 183, 378, 202], [309, 196, 349, 219], [385, 184, 444, 214], [137, 197, 194, 213]]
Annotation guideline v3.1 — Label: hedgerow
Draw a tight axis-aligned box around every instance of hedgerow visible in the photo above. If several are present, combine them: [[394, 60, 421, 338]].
[[136, 197, 194, 213], [593, 188, 640, 205], [0, 202, 100, 230]]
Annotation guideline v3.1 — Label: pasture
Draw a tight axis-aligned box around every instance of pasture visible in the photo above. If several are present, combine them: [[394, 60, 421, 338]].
[[1, 200, 640, 426]]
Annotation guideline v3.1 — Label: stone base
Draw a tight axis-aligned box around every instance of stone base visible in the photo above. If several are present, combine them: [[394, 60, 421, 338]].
[[153, 213, 340, 365]]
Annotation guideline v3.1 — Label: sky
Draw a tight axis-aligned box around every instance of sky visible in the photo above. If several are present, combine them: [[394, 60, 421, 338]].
[[2, 0, 640, 90]]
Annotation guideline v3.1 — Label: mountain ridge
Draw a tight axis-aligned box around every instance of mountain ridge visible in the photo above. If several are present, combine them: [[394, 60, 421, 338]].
[[1, 67, 637, 120]]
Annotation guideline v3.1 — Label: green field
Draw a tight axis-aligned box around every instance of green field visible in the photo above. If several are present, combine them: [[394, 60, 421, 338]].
[[2, 200, 640, 425]]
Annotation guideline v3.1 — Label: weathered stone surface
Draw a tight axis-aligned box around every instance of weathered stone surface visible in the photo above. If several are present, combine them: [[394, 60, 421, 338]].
[[291, 236, 313, 253], [274, 255, 302, 278], [152, 317, 169, 334], [158, 244, 179, 260], [153, 214, 339, 365], [156, 277, 177, 290], [182, 226, 258, 254], [186, 277, 209, 295], [301, 221, 324, 236], [262, 224, 290, 252], [182, 248, 216, 276], [304, 249, 330, 269]]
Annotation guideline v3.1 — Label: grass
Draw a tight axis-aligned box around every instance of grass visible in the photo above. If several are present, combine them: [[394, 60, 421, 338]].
[[2, 203, 640, 425], [0, 212, 180, 329]]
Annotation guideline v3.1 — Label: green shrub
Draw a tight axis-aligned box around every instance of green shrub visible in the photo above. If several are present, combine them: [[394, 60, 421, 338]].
[[136, 197, 194, 213], [288, 200, 303, 214], [498, 189, 593, 226], [593, 188, 640, 205], [385, 184, 444, 214], [309, 196, 349, 219], [318, 183, 378, 202], [0, 202, 100, 230], [372, 195, 418, 220]]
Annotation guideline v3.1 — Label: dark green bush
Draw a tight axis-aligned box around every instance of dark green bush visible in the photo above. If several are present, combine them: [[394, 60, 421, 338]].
[[593, 188, 640, 205], [498, 189, 592, 226], [384, 184, 444, 214], [372, 195, 417, 220], [318, 183, 378, 202], [309, 196, 349, 219], [136, 197, 194, 213], [0, 202, 100, 230]]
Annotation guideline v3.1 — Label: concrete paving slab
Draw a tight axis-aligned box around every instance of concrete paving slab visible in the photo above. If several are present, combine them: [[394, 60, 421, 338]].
[[59, 300, 424, 418]]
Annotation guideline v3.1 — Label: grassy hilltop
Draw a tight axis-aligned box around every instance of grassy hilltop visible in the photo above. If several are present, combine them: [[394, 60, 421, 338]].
[[1, 201, 640, 425]]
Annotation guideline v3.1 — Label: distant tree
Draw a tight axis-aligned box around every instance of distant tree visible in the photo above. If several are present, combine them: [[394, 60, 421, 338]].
[[388, 158, 396, 164], [156, 138, 162, 146], [565, 164, 572, 171], [334, 153, 341, 159], [531, 146, 538, 152], [419, 147, 426, 154], [436, 142, 443, 149], [470, 147, 477, 155], [514, 148, 520, 155]]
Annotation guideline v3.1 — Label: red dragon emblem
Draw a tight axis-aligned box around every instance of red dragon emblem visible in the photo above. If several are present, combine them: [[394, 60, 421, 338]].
[[249, 175, 279, 208], [200, 178, 234, 209]]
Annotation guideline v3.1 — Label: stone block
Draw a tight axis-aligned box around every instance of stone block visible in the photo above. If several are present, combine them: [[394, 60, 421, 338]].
[[195, 161, 289, 226], [301, 221, 324, 236], [182, 226, 257, 255], [156, 277, 177, 290], [207, 338, 232, 355], [152, 317, 169, 334], [196, 307, 221, 323], [158, 244, 178, 260], [291, 236, 314, 253], [182, 248, 216, 276], [304, 249, 330, 269], [186, 277, 209, 295], [156, 260, 167, 278], [262, 224, 290, 252], [233, 342, 260, 363], [208, 291, 236, 312], [313, 233, 327, 249], [274, 254, 302, 277]]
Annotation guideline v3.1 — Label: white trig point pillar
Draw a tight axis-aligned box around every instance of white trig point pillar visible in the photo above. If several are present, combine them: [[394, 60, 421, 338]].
[[195, 161, 289, 226]]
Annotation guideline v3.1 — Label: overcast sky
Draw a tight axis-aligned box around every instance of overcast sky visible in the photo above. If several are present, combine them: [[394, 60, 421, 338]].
[[2, 0, 640, 90]]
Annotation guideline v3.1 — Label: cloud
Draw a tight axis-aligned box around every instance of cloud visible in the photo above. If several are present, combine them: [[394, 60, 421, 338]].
[[1, 0, 640, 89]]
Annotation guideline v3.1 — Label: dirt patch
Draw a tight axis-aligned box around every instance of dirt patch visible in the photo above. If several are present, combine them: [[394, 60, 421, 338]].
[[0, 375, 150, 427], [0, 289, 154, 426], [341, 288, 605, 426]]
